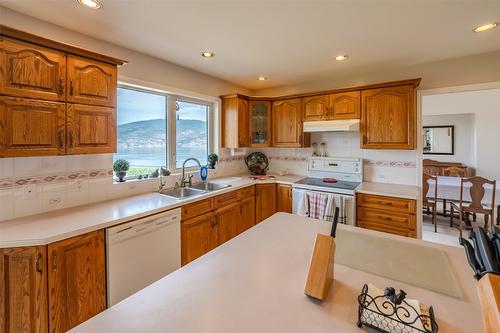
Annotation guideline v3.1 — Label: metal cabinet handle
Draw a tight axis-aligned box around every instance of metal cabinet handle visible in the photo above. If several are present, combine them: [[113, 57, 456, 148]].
[[377, 201, 393, 206], [58, 130, 64, 149], [52, 251, 58, 271], [69, 79, 74, 96], [377, 215, 393, 221], [58, 77, 64, 95], [35, 253, 43, 274], [69, 131, 74, 148]]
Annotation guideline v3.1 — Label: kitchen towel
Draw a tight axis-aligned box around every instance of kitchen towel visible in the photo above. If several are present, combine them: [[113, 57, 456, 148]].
[[295, 191, 309, 217], [308, 192, 328, 219]]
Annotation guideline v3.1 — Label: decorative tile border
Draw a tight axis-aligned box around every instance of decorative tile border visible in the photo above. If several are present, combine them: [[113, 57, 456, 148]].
[[0, 168, 113, 190], [218, 155, 308, 163], [364, 160, 417, 168]]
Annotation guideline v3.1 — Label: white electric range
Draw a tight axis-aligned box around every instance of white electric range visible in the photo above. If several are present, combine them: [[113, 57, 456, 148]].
[[292, 157, 362, 225]]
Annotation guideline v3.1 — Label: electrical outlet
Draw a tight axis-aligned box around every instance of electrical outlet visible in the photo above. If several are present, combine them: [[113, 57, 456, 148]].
[[73, 180, 83, 192], [23, 184, 38, 200]]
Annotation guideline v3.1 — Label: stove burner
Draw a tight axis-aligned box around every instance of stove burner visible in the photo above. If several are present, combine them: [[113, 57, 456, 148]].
[[322, 178, 337, 183]]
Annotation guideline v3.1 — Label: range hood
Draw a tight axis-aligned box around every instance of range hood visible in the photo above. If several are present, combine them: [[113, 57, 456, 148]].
[[303, 119, 360, 132]]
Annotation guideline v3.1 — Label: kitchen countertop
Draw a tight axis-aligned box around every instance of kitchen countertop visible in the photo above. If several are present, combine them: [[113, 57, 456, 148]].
[[0, 174, 304, 248], [69, 213, 482, 333], [356, 181, 420, 200]]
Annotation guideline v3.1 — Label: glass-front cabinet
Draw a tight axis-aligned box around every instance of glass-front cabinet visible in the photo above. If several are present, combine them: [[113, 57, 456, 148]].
[[249, 100, 271, 147]]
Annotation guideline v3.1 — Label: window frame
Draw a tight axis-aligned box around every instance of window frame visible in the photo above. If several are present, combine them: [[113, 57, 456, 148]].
[[115, 84, 215, 179]]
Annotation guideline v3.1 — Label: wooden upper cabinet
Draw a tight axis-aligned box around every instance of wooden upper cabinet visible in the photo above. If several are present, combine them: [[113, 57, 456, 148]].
[[221, 95, 249, 148], [48, 230, 106, 333], [67, 55, 117, 107], [0, 96, 66, 157], [0, 38, 66, 102], [276, 184, 293, 213], [255, 183, 277, 223], [361, 85, 416, 150], [66, 103, 116, 154], [181, 213, 217, 266], [272, 98, 305, 147], [330, 91, 360, 120], [0, 246, 48, 333], [249, 100, 272, 147], [302, 95, 329, 121], [215, 202, 240, 246]]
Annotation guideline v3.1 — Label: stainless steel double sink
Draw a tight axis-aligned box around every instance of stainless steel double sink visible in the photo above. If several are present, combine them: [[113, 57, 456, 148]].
[[160, 182, 231, 199]]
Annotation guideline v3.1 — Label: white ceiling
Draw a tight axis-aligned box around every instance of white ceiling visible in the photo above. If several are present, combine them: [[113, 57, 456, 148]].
[[1, 0, 499, 90]]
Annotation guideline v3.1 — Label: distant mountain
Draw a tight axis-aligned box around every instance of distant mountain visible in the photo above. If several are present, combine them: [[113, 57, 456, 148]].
[[117, 119, 207, 150]]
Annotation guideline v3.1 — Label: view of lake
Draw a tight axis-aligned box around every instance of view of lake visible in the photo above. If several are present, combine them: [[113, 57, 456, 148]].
[[114, 146, 207, 168]]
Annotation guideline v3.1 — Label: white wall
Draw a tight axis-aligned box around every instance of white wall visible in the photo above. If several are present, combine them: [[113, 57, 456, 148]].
[[422, 114, 475, 167], [422, 88, 500, 180]]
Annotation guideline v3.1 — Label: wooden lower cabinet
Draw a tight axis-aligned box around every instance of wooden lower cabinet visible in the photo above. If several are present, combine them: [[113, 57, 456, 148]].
[[238, 196, 256, 234], [181, 212, 217, 266], [256, 184, 277, 223], [47, 230, 106, 333], [215, 202, 240, 245], [356, 193, 417, 238], [0, 246, 48, 333], [276, 184, 293, 213]]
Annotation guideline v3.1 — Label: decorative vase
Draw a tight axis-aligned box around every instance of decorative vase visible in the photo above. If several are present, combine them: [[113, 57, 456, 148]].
[[116, 171, 127, 182]]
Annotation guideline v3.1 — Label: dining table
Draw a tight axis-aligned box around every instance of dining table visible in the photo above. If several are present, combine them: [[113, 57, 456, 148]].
[[427, 176, 500, 225]]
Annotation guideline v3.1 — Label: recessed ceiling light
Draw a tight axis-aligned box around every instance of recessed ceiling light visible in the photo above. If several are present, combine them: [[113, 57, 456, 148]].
[[77, 0, 102, 9], [201, 52, 215, 58], [335, 55, 348, 61], [257, 76, 267, 81], [473, 23, 497, 33]]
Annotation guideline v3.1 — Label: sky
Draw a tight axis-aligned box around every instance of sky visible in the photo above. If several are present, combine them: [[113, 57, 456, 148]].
[[117, 87, 208, 125]]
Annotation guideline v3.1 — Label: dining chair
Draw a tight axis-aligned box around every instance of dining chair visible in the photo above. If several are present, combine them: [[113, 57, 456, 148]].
[[423, 173, 438, 232], [450, 177, 497, 236]]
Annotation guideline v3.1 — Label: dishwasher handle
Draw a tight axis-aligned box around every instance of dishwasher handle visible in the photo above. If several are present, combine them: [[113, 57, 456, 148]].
[[108, 213, 180, 244]]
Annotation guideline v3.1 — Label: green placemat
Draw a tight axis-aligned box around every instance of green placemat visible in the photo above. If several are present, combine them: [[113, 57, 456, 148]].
[[335, 229, 463, 299]]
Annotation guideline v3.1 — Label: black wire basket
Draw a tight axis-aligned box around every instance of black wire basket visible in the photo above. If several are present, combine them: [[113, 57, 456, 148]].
[[357, 284, 439, 333]]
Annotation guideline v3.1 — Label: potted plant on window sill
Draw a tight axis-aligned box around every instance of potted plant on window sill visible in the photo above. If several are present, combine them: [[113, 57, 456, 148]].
[[113, 159, 130, 182]]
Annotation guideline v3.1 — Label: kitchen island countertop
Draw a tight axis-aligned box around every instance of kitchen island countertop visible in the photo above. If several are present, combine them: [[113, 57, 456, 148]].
[[69, 213, 482, 333]]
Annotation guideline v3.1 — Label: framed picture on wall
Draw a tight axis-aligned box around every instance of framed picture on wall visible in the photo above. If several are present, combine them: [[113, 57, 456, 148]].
[[423, 125, 454, 155]]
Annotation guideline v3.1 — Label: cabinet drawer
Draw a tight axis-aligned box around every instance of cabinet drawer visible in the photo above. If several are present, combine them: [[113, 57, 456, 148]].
[[182, 197, 214, 220], [215, 190, 241, 208], [357, 193, 416, 214], [357, 221, 416, 238], [239, 185, 255, 199], [357, 207, 416, 230]]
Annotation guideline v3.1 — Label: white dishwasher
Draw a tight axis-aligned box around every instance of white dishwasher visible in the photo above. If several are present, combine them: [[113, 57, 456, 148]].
[[106, 208, 181, 306]]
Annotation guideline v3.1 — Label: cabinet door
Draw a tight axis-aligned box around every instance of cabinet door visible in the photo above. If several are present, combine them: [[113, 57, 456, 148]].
[[330, 91, 360, 120], [276, 184, 293, 213], [302, 95, 329, 121], [48, 230, 106, 333], [0, 38, 66, 102], [67, 55, 117, 107], [238, 196, 256, 234], [249, 100, 271, 147], [255, 184, 277, 223], [215, 202, 240, 245], [272, 98, 303, 147], [221, 96, 249, 148], [361, 85, 415, 149], [0, 96, 66, 157], [66, 103, 116, 154], [0, 246, 48, 333], [181, 213, 217, 266]]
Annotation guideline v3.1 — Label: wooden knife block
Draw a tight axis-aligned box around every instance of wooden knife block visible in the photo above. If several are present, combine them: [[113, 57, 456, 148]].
[[304, 233, 336, 301], [477, 273, 500, 333]]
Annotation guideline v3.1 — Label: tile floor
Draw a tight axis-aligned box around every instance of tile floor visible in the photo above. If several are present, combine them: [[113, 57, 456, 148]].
[[422, 214, 461, 247]]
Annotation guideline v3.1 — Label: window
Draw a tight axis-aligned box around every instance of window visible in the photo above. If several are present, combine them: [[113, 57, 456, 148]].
[[114, 85, 214, 180]]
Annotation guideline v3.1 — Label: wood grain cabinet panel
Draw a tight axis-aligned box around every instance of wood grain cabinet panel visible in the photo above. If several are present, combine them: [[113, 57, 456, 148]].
[[255, 183, 277, 223], [47, 230, 106, 333], [66, 103, 116, 154], [276, 184, 293, 213], [215, 202, 240, 245], [0, 246, 48, 333], [361, 85, 415, 150], [181, 197, 215, 220], [0, 96, 65, 157], [249, 100, 271, 147], [181, 213, 217, 266], [272, 98, 307, 147], [67, 55, 117, 107], [238, 196, 256, 234], [330, 91, 360, 120], [221, 96, 249, 148], [0, 38, 66, 102], [302, 95, 329, 121]]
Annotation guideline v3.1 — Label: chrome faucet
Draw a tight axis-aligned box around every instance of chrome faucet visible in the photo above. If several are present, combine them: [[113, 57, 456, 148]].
[[181, 157, 202, 188]]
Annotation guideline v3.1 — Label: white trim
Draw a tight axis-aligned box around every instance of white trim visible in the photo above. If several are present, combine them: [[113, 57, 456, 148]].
[[418, 81, 500, 96]]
